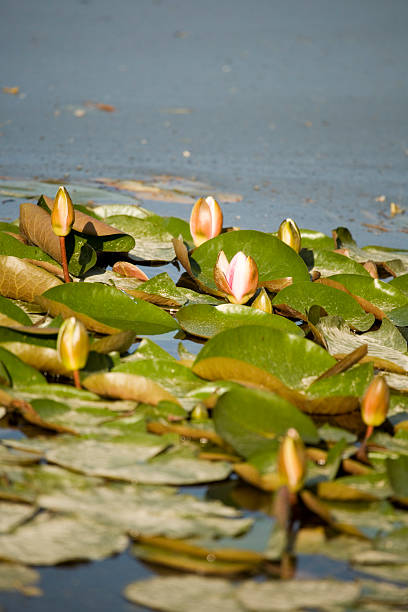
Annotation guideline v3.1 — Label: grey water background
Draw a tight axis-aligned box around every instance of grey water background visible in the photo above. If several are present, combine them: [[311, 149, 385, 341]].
[[0, 0, 408, 610]]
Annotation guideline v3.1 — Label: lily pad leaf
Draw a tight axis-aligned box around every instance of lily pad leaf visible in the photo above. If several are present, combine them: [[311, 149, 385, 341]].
[[0, 295, 32, 326], [176, 303, 303, 339], [317, 316, 408, 374], [213, 387, 319, 458], [38, 195, 135, 252], [0, 256, 62, 302], [180, 230, 309, 293], [0, 513, 128, 565], [388, 304, 408, 327], [104, 214, 176, 261], [20, 202, 97, 276], [0, 231, 62, 275], [300, 229, 334, 250], [386, 455, 408, 497], [309, 249, 371, 277], [39, 484, 251, 539], [390, 273, 408, 297], [272, 281, 374, 331], [36, 282, 179, 335], [318, 473, 393, 501], [326, 274, 408, 316], [0, 346, 46, 387]]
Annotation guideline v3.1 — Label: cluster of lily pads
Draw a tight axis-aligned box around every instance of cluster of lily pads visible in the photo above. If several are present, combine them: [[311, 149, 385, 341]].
[[0, 186, 408, 610]]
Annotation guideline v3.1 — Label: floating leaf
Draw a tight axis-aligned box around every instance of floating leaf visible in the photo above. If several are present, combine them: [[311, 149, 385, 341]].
[[0, 502, 37, 533], [83, 371, 180, 405], [0, 230, 62, 273], [104, 214, 176, 261], [300, 229, 334, 250], [0, 256, 62, 302], [176, 303, 303, 339], [213, 387, 318, 458], [318, 474, 393, 502], [39, 484, 252, 539], [36, 282, 179, 335], [0, 346, 46, 387], [386, 455, 408, 497], [309, 249, 371, 277], [0, 295, 32, 326], [272, 281, 374, 331], [390, 273, 408, 297], [0, 513, 128, 565]]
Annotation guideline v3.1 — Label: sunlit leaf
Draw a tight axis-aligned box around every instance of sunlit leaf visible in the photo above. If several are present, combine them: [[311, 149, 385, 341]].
[[0, 256, 62, 302]]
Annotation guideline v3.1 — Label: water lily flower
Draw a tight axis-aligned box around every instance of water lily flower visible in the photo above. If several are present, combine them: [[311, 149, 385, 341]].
[[57, 317, 89, 389], [277, 218, 301, 253], [51, 186, 75, 283], [190, 196, 223, 247], [278, 428, 306, 494], [357, 375, 389, 462], [251, 288, 272, 313], [214, 250, 259, 304]]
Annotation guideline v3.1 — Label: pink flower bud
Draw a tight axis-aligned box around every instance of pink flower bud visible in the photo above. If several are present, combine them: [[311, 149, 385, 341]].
[[278, 428, 306, 493], [361, 375, 389, 427], [190, 196, 223, 247], [214, 250, 259, 305], [51, 186, 75, 237]]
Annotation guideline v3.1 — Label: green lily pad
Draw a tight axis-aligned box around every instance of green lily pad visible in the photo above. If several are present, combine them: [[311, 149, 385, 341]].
[[117, 272, 212, 308], [0, 346, 46, 387], [0, 295, 32, 326], [0, 231, 62, 270], [318, 474, 393, 502], [0, 222, 19, 234], [300, 229, 334, 250], [193, 325, 335, 391], [317, 316, 408, 373], [38, 484, 251, 539], [176, 303, 303, 339], [36, 282, 179, 335], [390, 274, 408, 297], [386, 455, 408, 497], [125, 338, 176, 362], [310, 249, 371, 277], [387, 304, 408, 327], [0, 513, 128, 565], [186, 230, 310, 292], [213, 386, 319, 458], [113, 359, 205, 410], [328, 274, 408, 314], [272, 281, 375, 331], [104, 214, 176, 261]]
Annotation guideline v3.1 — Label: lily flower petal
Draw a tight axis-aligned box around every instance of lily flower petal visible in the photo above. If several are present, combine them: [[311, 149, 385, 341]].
[[190, 196, 223, 247], [214, 250, 258, 304]]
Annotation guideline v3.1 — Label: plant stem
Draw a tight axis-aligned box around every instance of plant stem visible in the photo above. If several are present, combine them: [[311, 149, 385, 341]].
[[356, 424, 374, 463], [59, 236, 70, 283], [73, 369, 81, 389]]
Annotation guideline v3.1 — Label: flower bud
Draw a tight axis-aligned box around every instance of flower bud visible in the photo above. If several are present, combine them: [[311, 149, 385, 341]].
[[251, 288, 272, 313], [51, 186, 75, 237], [214, 250, 259, 305], [277, 218, 301, 253], [190, 196, 223, 247], [57, 317, 89, 371], [361, 375, 389, 427], [278, 428, 306, 493], [191, 404, 209, 421]]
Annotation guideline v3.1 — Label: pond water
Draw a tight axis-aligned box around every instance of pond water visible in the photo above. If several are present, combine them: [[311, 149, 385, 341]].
[[0, 0, 407, 609]]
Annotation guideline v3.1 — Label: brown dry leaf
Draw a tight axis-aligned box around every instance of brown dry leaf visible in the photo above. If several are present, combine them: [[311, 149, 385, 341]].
[[362, 223, 389, 233], [84, 101, 116, 112], [0, 337, 70, 376], [233, 463, 280, 492], [2, 86, 19, 95], [0, 256, 62, 302], [91, 331, 136, 354], [112, 261, 149, 281], [19, 202, 65, 264], [95, 176, 242, 204], [83, 371, 180, 405]]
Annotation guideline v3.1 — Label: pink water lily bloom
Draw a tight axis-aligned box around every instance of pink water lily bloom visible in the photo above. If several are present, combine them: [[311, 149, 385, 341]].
[[190, 196, 223, 247], [214, 250, 259, 304]]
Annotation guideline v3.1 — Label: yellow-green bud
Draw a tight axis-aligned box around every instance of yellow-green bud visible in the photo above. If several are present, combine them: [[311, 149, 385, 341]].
[[361, 375, 389, 427], [57, 317, 89, 371], [251, 288, 272, 313], [191, 404, 209, 420], [278, 428, 306, 493], [51, 186, 75, 237], [277, 218, 301, 253]]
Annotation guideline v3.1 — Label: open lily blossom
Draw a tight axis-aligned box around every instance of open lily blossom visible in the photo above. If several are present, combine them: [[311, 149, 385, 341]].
[[214, 250, 259, 304], [190, 196, 223, 247]]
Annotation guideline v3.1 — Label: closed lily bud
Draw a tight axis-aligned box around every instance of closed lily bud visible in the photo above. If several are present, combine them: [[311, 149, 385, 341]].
[[361, 375, 389, 427], [277, 218, 301, 253], [51, 186, 75, 237], [190, 196, 223, 247], [278, 428, 306, 493], [191, 404, 209, 421], [214, 250, 259, 305], [57, 317, 89, 371], [251, 288, 272, 313]]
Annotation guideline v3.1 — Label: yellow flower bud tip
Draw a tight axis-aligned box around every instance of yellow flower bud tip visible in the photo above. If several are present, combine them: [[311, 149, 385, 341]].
[[57, 317, 89, 371], [278, 428, 306, 493], [190, 196, 223, 247], [191, 404, 209, 421], [51, 186, 75, 237], [251, 288, 272, 313], [214, 250, 259, 305], [361, 375, 389, 427], [277, 218, 301, 253]]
